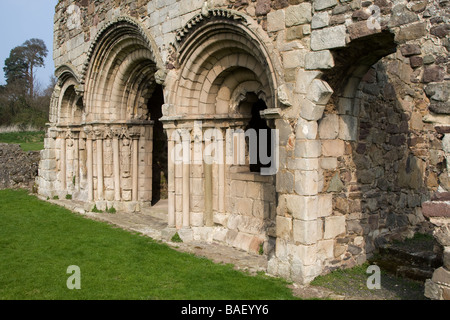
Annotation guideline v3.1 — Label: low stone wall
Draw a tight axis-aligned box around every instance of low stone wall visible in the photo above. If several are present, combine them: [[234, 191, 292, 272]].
[[0, 143, 40, 191]]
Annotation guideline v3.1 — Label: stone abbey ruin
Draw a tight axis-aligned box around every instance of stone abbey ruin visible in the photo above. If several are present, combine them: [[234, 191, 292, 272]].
[[37, 0, 450, 297]]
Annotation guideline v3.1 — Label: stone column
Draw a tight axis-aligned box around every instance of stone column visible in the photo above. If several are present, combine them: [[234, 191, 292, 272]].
[[182, 129, 191, 229], [60, 132, 67, 191], [218, 129, 226, 213], [96, 132, 104, 201], [132, 135, 139, 202], [204, 159, 213, 227], [73, 134, 80, 192], [167, 130, 176, 229], [86, 132, 94, 202], [112, 132, 121, 202]]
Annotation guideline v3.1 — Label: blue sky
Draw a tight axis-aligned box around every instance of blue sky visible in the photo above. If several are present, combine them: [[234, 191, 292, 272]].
[[0, 0, 58, 88]]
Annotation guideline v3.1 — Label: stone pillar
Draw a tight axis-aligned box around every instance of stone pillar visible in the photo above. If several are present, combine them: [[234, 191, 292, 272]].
[[218, 130, 226, 214], [112, 133, 121, 202], [73, 134, 80, 192], [167, 131, 176, 228], [182, 129, 191, 229], [86, 131, 94, 202], [204, 160, 213, 227], [132, 136, 139, 202], [60, 132, 67, 191], [96, 133, 104, 201]]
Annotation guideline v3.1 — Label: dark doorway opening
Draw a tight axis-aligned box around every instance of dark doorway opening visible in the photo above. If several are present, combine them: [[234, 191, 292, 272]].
[[246, 99, 272, 173], [147, 84, 168, 205]]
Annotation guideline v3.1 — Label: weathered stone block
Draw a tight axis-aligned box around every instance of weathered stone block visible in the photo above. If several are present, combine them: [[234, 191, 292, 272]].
[[322, 139, 345, 157], [423, 66, 445, 83], [425, 83, 450, 103], [267, 10, 285, 32], [289, 243, 317, 265], [400, 44, 421, 57], [230, 180, 247, 198], [388, 4, 419, 27], [288, 158, 320, 171], [295, 140, 322, 158], [283, 50, 305, 69], [444, 247, 450, 270], [422, 202, 450, 218], [255, 0, 271, 16], [318, 193, 333, 218], [314, 0, 338, 11], [432, 267, 450, 285], [310, 25, 347, 51], [276, 170, 295, 193], [311, 12, 329, 29], [347, 20, 380, 40], [339, 115, 358, 141], [306, 79, 334, 105], [295, 70, 322, 94], [317, 239, 334, 260], [291, 261, 323, 284], [296, 117, 318, 140], [409, 56, 423, 68], [41, 159, 57, 171], [319, 114, 339, 140], [285, 3, 312, 27], [338, 97, 358, 116], [277, 216, 293, 239], [305, 50, 334, 70], [395, 22, 427, 43], [320, 157, 338, 170], [234, 198, 254, 215], [425, 279, 443, 300], [324, 215, 346, 239], [430, 24, 450, 38], [300, 98, 326, 121], [293, 219, 318, 245], [276, 119, 293, 146], [295, 170, 320, 196], [286, 195, 318, 221], [247, 182, 261, 199]]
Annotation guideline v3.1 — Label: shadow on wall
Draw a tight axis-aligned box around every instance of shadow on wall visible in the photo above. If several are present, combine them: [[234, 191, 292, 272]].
[[319, 51, 441, 272]]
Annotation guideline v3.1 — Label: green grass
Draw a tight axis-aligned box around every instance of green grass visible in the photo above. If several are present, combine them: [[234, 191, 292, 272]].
[[0, 189, 297, 300], [310, 262, 426, 300], [0, 131, 45, 151], [310, 263, 372, 291]]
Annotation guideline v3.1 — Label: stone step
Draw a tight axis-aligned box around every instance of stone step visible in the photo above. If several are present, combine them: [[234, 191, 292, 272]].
[[370, 237, 443, 282], [378, 245, 442, 269]]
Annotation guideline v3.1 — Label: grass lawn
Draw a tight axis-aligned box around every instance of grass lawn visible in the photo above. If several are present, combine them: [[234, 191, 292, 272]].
[[310, 262, 426, 300], [0, 131, 45, 151], [0, 189, 298, 300]]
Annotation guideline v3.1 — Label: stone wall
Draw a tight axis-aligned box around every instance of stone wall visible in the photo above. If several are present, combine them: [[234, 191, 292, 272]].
[[42, 0, 450, 284], [0, 144, 40, 191]]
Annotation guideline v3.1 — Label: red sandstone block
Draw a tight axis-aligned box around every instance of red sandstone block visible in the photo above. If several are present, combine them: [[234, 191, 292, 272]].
[[422, 201, 450, 218], [432, 192, 450, 201]]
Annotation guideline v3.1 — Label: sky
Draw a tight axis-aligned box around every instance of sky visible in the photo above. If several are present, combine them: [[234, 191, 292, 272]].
[[0, 0, 58, 88]]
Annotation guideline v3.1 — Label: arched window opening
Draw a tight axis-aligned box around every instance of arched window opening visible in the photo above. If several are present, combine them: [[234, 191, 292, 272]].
[[147, 84, 168, 205], [245, 98, 272, 174]]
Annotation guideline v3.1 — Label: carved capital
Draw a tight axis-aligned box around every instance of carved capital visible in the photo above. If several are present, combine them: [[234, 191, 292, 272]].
[[83, 126, 94, 139]]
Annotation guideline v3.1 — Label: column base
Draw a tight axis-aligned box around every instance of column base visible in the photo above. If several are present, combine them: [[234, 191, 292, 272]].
[[178, 228, 194, 242], [162, 228, 178, 241]]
